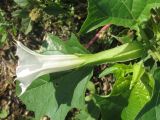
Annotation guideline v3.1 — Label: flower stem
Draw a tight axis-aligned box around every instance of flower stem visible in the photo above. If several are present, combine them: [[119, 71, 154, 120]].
[[85, 24, 111, 48], [82, 42, 145, 66]]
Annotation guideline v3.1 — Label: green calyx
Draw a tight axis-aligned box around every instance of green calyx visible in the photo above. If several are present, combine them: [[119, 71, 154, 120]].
[[81, 42, 145, 66]]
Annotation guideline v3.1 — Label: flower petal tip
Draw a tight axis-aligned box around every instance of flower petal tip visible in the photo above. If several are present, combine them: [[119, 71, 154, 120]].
[[18, 83, 27, 96]]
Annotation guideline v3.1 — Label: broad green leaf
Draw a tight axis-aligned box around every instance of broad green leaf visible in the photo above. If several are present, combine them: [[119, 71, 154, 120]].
[[75, 110, 95, 120], [40, 34, 69, 54], [130, 61, 145, 89], [113, 34, 133, 44], [99, 64, 132, 78], [25, 19, 32, 35], [85, 81, 95, 101], [12, 9, 28, 18], [21, 18, 32, 35], [66, 33, 89, 54], [121, 80, 151, 120], [14, 0, 29, 7], [39, 34, 88, 54], [0, 33, 7, 47], [99, 66, 118, 78], [94, 95, 128, 120], [111, 76, 131, 96], [75, 100, 100, 120], [136, 68, 160, 120], [121, 65, 154, 120], [80, 0, 160, 34], [17, 75, 57, 119], [19, 68, 93, 120], [99, 64, 133, 96], [0, 108, 9, 119]]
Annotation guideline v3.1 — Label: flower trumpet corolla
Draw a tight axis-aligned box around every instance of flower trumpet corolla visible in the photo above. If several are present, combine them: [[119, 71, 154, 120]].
[[15, 41, 85, 95], [16, 41, 144, 95]]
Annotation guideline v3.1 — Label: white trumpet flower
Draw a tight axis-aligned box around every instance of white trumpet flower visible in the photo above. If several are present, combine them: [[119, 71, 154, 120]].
[[16, 40, 144, 95], [15, 41, 85, 95]]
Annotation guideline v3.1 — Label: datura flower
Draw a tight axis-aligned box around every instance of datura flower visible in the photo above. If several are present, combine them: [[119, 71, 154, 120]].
[[15, 41, 85, 95], [16, 41, 144, 95]]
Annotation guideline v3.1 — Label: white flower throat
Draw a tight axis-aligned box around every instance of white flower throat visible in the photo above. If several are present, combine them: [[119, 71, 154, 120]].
[[16, 41, 85, 95]]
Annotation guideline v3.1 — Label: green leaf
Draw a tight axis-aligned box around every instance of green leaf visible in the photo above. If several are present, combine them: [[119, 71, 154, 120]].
[[94, 95, 128, 120], [12, 9, 28, 18], [85, 81, 95, 101], [39, 34, 88, 54], [136, 68, 160, 120], [121, 64, 154, 120], [66, 33, 89, 54], [111, 76, 131, 97], [99, 66, 118, 78], [25, 19, 32, 35], [14, 0, 29, 7], [80, 0, 160, 34], [75, 100, 100, 120], [121, 80, 151, 120], [40, 34, 69, 54], [19, 68, 93, 120], [0, 108, 9, 119], [99, 64, 133, 96], [99, 64, 132, 78], [112, 34, 134, 44], [17, 75, 57, 119], [0, 33, 7, 47], [94, 64, 131, 119], [21, 18, 32, 35], [75, 110, 95, 120], [130, 61, 145, 89]]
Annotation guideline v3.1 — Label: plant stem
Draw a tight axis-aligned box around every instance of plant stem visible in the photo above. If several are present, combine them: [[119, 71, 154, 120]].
[[85, 24, 111, 48], [82, 42, 145, 66]]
